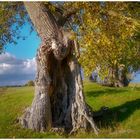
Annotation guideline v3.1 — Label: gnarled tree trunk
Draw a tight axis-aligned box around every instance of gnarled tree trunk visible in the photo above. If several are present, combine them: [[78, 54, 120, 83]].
[[20, 2, 98, 135], [102, 66, 129, 87]]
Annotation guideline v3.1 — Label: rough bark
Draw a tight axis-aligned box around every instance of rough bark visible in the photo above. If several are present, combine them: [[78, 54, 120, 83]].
[[20, 2, 98, 135], [24, 2, 60, 40]]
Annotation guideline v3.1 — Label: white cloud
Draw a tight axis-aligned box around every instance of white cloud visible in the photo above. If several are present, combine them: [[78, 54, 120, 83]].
[[0, 52, 36, 86]]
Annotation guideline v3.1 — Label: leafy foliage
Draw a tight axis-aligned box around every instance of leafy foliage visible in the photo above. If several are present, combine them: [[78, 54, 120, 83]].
[[25, 80, 34, 86], [79, 2, 140, 79], [0, 2, 28, 53], [63, 2, 140, 81]]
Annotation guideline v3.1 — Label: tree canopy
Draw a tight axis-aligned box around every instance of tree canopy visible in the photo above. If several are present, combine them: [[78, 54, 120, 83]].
[[0, 2, 140, 84]]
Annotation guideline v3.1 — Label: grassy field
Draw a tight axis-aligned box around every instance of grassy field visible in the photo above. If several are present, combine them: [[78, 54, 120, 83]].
[[0, 82, 140, 138]]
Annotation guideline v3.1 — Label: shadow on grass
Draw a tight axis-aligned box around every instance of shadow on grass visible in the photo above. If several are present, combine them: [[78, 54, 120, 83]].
[[86, 83, 140, 98], [86, 88, 129, 98], [131, 87, 140, 91], [93, 99, 140, 130]]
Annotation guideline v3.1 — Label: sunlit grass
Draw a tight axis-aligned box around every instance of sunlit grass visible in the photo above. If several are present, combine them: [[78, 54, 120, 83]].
[[0, 82, 140, 138]]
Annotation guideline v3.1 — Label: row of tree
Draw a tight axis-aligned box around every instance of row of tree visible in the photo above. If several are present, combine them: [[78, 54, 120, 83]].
[[63, 2, 140, 87]]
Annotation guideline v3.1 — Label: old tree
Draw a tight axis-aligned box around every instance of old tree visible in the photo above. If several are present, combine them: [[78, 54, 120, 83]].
[[0, 2, 98, 134]]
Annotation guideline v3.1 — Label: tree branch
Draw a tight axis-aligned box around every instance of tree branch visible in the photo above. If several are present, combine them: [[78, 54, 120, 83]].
[[24, 2, 62, 40], [44, 2, 79, 27], [57, 9, 78, 26]]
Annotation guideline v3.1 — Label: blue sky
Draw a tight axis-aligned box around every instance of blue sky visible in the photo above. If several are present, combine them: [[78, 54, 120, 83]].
[[0, 22, 140, 86], [0, 23, 39, 86], [5, 23, 41, 59]]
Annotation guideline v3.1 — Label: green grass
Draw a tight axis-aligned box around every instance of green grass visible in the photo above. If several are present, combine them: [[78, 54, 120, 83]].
[[0, 82, 140, 138]]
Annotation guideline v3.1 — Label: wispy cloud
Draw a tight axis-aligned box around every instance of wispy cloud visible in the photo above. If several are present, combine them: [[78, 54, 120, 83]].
[[0, 53, 36, 86]]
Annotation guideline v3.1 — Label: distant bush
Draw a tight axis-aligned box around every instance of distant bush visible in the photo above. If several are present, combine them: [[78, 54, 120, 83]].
[[25, 80, 35, 86]]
